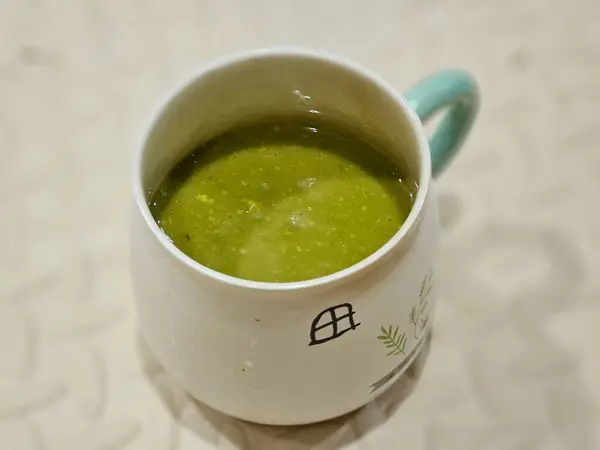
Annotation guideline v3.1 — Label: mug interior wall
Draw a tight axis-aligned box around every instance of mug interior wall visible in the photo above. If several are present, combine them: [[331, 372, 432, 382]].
[[140, 52, 422, 197]]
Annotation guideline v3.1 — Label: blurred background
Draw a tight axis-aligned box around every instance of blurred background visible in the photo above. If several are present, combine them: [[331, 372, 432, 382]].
[[1, 0, 599, 448]]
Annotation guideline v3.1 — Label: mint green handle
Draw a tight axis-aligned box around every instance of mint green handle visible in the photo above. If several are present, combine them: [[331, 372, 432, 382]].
[[404, 70, 479, 178]]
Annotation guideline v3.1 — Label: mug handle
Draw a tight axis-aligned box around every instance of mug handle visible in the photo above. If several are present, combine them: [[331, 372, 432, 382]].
[[403, 70, 479, 178]]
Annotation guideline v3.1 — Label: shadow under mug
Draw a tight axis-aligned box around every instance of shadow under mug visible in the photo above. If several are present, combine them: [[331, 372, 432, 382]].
[[131, 47, 479, 425]]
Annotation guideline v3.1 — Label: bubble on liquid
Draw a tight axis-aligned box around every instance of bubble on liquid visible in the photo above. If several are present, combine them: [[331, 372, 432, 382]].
[[297, 177, 317, 189], [260, 182, 270, 191], [292, 89, 311, 103], [288, 212, 314, 230]]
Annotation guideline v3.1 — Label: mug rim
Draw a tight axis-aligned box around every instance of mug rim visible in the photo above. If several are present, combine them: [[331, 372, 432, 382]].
[[132, 46, 432, 292]]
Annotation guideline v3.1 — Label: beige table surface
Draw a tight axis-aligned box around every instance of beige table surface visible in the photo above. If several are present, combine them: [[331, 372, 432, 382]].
[[1, 0, 599, 448]]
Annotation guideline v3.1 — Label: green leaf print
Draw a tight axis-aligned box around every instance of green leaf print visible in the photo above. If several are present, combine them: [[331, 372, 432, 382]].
[[408, 305, 417, 326], [377, 325, 407, 356]]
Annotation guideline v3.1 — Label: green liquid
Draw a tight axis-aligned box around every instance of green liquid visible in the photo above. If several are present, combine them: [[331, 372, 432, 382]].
[[149, 116, 417, 283]]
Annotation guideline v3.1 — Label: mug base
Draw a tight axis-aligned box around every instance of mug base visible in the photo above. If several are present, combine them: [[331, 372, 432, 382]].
[[186, 332, 433, 426]]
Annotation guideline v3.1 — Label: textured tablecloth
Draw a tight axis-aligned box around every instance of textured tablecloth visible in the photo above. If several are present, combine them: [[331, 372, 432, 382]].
[[1, 0, 599, 448]]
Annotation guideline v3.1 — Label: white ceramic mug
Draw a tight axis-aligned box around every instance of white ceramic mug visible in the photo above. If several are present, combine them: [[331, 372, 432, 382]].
[[131, 48, 479, 425]]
